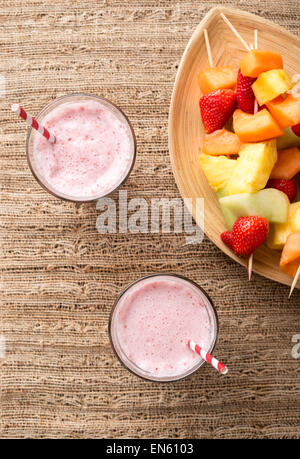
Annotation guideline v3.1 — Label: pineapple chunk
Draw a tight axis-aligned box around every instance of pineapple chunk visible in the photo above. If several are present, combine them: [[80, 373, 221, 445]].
[[252, 69, 294, 106], [199, 154, 236, 191], [292, 205, 300, 231], [267, 202, 300, 250], [226, 140, 277, 195]]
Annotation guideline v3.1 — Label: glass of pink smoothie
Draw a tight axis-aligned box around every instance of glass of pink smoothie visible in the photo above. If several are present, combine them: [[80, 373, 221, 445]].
[[109, 274, 218, 382], [26, 93, 136, 202]]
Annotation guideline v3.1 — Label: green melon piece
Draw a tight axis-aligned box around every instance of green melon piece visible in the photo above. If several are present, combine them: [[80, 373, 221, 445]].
[[216, 187, 227, 199], [277, 127, 300, 150], [219, 188, 290, 230]]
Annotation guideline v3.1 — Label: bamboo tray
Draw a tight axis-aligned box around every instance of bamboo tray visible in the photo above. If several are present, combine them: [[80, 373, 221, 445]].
[[169, 6, 300, 288]]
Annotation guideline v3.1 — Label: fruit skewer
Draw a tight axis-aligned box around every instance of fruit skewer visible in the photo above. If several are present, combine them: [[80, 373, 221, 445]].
[[199, 16, 299, 294], [201, 20, 269, 278], [248, 31, 259, 281], [220, 16, 259, 280], [220, 16, 300, 294]]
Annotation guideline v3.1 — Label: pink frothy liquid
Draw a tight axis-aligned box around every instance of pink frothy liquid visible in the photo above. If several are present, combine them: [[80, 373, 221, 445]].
[[32, 99, 134, 200], [110, 275, 217, 381]]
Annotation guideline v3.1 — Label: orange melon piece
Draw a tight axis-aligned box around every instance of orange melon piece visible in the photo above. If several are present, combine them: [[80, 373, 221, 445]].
[[270, 147, 300, 179], [280, 230, 300, 277], [233, 108, 283, 142], [198, 67, 236, 94], [266, 94, 300, 129], [202, 129, 241, 155], [240, 50, 283, 78]]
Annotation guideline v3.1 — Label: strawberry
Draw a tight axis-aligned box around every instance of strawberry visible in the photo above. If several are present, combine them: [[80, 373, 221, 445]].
[[199, 89, 237, 133], [232, 216, 269, 257], [267, 178, 298, 202], [292, 123, 300, 137], [236, 69, 256, 114], [258, 104, 267, 111], [221, 231, 234, 250]]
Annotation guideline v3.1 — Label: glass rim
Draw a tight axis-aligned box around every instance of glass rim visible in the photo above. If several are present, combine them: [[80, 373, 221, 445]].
[[108, 272, 219, 383], [26, 92, 137, 203]]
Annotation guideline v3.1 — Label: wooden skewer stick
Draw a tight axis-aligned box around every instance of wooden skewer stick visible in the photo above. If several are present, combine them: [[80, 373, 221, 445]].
[[248, 253, 253, 281], [253, 30, 259, 113], [289, 265, 300, 298], [204, 29, 213, 68], [254, 29, 258, 49], [220, 13, 251, 51]]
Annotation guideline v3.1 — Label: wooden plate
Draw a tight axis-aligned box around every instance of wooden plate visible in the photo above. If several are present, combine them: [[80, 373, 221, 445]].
[[169, 6, 300, 288]]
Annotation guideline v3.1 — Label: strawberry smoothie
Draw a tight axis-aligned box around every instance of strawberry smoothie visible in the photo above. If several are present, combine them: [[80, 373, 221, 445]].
[[27, 94, 135, 201], [109, 274, 218, 382]]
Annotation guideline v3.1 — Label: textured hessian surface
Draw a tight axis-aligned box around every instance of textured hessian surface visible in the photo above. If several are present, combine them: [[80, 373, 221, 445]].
[[0, 0, 299, 439]]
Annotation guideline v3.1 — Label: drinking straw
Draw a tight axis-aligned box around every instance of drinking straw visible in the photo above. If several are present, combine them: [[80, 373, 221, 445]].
[[11, 103, 56, 144], [187, 339, 228, 375]]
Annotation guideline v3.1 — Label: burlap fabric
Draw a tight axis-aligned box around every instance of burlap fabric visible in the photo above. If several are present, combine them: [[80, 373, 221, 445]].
[[1, 0, 299, 439]]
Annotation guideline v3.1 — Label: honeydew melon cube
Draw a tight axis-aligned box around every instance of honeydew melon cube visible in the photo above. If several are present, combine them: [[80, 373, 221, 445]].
[[277, 127, 300, 150], [219, 188, 289, 230]]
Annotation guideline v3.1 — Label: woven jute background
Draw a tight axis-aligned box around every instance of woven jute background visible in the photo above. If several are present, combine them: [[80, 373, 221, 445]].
[[1, 0, 300, 439]]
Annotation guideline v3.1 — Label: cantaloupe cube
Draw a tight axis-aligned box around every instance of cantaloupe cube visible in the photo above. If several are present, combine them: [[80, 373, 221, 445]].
[[240, 50, 283, 78], [202, 128, 241, 155], [270, 147, 300, 179], [252, 69, 294, 106], [267, 202, 300, 250], [280, 230, 300, 277], [266, 94, 300, 129], [226, 140, 277, 195], [198, 67, 236, 94], [233, 109, 283, 142]]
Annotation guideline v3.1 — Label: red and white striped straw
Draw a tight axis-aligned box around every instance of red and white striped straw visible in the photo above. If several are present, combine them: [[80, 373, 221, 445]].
[[187, 339, 228, 375], [11, 103, 56, 144]]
